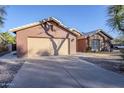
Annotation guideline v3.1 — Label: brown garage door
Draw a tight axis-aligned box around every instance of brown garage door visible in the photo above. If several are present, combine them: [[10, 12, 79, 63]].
[[27, 37, 69, 57]]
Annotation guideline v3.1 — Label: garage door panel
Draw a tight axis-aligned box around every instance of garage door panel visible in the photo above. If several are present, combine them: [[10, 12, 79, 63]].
[[28, 38, 69, 57], [28, 38, 52, 57]]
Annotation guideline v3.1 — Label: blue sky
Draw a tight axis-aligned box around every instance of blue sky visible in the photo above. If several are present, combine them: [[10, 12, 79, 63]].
[[1, 5, 119, 38]]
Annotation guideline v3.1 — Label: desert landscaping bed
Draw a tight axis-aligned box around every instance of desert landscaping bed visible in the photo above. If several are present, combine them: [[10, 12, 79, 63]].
[[78, 52, 124, 75], [0, 60, 25, 88]]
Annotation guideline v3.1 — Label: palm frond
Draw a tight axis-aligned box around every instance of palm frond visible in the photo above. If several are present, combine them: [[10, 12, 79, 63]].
[[0, 6, 6, 27], [107, 5, 124, 32]]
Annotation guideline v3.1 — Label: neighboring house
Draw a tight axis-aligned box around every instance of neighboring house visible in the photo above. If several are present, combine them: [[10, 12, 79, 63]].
[[77, 29, 113, 52], [10, 17, 79, 57], [9, 17, 113, 57]]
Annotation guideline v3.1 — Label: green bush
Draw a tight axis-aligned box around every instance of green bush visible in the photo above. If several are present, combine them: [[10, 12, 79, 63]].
[[1, 32, 16, 44]]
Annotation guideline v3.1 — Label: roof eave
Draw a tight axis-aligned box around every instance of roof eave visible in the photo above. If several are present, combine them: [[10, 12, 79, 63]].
[[99, 30, 113, 40], [9, 17, 79, 36], [9, 22, 40, 33]]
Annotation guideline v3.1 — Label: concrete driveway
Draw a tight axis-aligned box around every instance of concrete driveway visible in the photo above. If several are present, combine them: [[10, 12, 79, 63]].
[[9, 56, 124, 88]]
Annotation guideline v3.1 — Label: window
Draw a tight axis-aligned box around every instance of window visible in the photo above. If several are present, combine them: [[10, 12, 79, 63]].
[[91, 39, 100, 51]]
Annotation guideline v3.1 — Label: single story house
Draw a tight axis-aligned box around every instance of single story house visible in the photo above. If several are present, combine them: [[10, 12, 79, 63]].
[[9, 17, 113, 57], [10, 17, 80, 57], [77, 29, 113, 52]]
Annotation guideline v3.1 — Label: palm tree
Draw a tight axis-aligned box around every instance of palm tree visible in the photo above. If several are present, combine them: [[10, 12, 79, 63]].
[[107, 5, 124, 70], [107, 5, 124, 32], [0, 6, 6, 27]]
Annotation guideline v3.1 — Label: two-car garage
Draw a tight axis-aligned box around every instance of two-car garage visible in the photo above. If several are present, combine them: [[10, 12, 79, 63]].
[[27, 37, 69, 57], [10, 17, 77, 57]]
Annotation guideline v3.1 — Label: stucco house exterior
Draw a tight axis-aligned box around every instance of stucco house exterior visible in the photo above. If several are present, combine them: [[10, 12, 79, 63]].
[[77, 29, 113, 52], [10, 17, 80, 57], [9, 17, 113, 57]]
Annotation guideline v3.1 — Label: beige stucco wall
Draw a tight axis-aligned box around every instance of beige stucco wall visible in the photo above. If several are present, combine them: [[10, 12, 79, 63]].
[[16, 21, 77, 57]]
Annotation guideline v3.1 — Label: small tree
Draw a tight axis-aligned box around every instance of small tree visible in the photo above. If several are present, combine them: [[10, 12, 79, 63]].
[[1, 32, 15, 44]]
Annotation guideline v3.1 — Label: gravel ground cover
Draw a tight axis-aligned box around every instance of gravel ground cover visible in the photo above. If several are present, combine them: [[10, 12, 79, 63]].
[[77, 52, 124, 75], [0, 59, 25, 88]]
